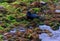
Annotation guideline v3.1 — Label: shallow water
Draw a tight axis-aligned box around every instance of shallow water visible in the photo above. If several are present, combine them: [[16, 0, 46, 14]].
[[39, 25, 53, 31], [55, 10, 60, 13], [3, 25, 60, 41], [39, 25, 60, 41]]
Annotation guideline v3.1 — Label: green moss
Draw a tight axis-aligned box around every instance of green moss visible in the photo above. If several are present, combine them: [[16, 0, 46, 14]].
[[0, 34, 3, 41], [33, 8, 40, 13], [0, 26, 4, 30], [42, 0, 49, 2]]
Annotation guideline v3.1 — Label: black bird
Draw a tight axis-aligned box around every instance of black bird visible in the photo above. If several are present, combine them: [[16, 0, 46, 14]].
[[26, 11, 39, 20]]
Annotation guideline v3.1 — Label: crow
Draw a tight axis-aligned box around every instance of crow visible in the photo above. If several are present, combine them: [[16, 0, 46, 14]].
[[26, 11, 39, 20]]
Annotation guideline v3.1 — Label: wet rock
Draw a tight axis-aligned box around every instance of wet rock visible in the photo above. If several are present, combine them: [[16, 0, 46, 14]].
[[40, 1, 47, 6], [10, 30, 16, 33]]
